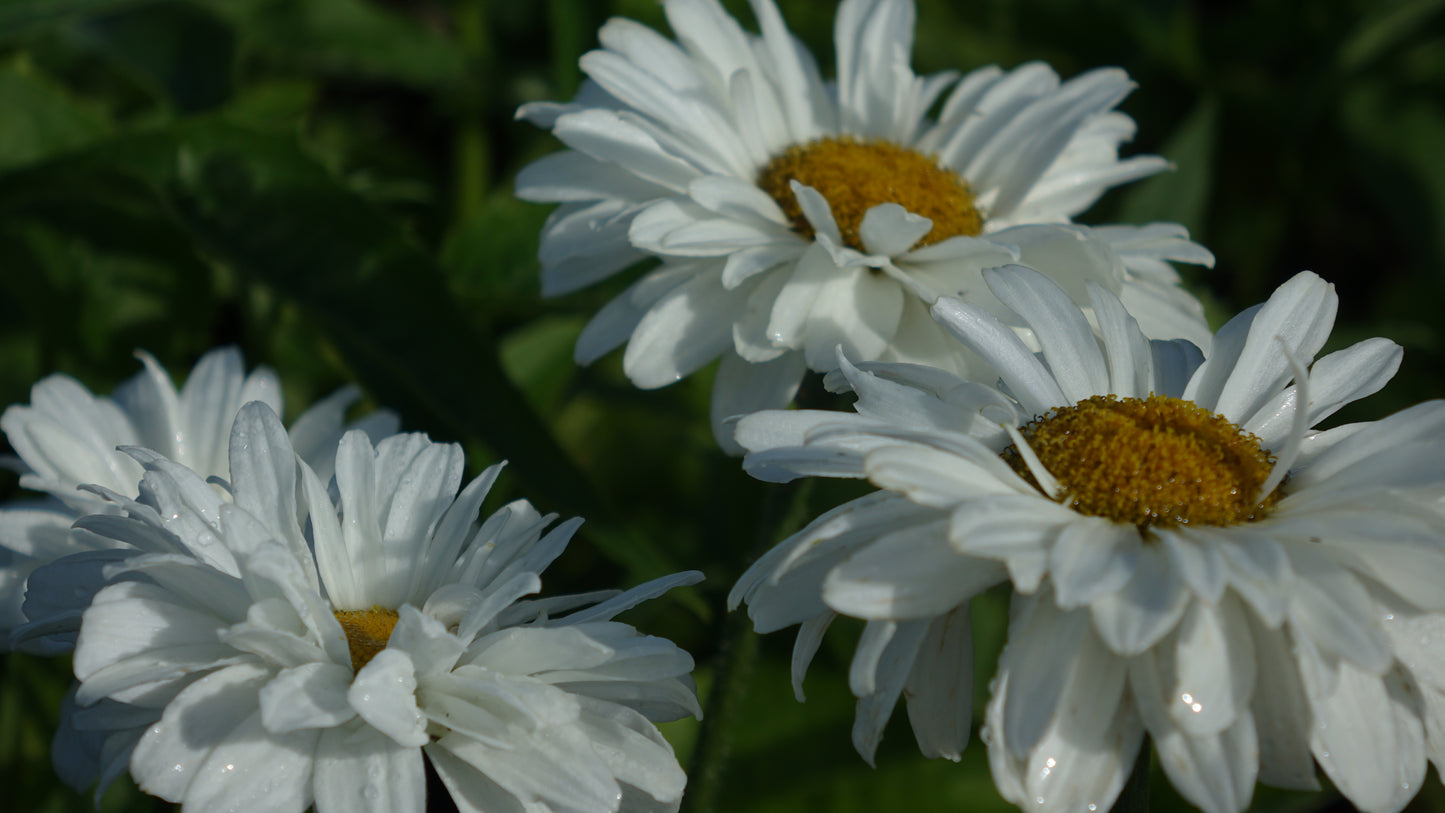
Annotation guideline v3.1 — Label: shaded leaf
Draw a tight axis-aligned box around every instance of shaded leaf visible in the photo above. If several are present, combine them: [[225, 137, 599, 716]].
[[0, 62, 108, 170], [71, 1, 235, 112], [219, 0, 467, 88]]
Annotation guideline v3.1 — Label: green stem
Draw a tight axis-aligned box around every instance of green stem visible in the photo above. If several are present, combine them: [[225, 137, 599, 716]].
[[679, 593, 761, 813], [452, 0, 490, 221], [680, 480, 808, 813], [546, 0, 586, 98]]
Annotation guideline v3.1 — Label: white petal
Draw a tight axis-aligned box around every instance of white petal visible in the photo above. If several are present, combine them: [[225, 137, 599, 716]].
[[1301, 650, 1426, 813], [797, 264, 905, 372], [575, 697, 686, 806], [1149, 713, 1258, 813], [315, 723, 424, 813], [851, 619, 930, 765], [1290, 400, 1445, 492], [551, 110, 698, 192], [987, 600, 1140, 813], [998, 599, 1091, 756], [1131, 599, 1257, 739], [710, 350, 805, 455], [1186, 271, 1336, 422], [863, 442, 1017, 509], [436, 723, 621, 812], [349, 649, 427, 747], [576, 264, 694, 366], [1150, 337, 1206, 398], [983, 265, 1109, 402], [1249, 622, 1319, 790], [790, 181, 843, 246], [823, 520, 1004, 619], [1087, 280, 1154, 398], [259, 662, 356, 733], [128, 662, 273, 802], [1216, 528, 1292, 627], [1047, 520, 1139, 610], [791, 611, 834, 702], [930, 296, 1067, 415], [947, 496, 1078, 593], [426, 743, 528, 813], [229, 403, 308, 572], [1284, 542, 1392, 673], [625, 264, 745, 388], [174, 346, 258, 476], [858, 203, 932, 256], [182, 710, 318, 813], [1242, 337, 1402, 448], [515, 148, 667, 203], [1088, 543, 1189, 654], [1158, 527, 1228, 603], [903, 607, 974, 761]]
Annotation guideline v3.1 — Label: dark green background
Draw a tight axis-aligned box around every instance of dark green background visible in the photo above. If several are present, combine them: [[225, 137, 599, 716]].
[[0, 1, 1441, 811]]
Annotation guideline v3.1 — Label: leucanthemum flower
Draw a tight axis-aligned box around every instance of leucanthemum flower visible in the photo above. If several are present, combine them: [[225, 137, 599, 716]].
[[517, 0, 1213, 450], [731, 265, 1445, 813], [67, 402, 701, 812], [2, 346, 396, 652]]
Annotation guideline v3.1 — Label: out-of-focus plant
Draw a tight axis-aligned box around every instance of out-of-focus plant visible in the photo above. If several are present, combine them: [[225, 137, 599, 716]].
[[0, 1, 1441, 811]]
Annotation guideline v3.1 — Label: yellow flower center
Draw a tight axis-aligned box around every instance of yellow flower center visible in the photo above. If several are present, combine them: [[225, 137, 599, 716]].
[[1004, 394, 1282, 529], [334, 605, 400, 671], [756, 136, 983, 252]]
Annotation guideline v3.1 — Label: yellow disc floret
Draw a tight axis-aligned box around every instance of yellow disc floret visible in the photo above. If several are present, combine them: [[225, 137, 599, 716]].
[[334, 605, 401, 672], [756, 136, 983, 252], [1003, 394, 1282, 528]]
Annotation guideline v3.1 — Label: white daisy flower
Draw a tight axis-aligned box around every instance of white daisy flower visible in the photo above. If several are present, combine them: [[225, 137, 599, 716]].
[[731, 265, 1445, 812], [1, 345, 397, 653], [68, 402, 702, 812], [516, 0, 1213, 450]]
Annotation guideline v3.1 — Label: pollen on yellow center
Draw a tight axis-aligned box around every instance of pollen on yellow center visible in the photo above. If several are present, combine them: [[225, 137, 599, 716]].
[[334, 606, 400, 672], [756, 136, 983, 252], [1003, 394, 1282, 529]]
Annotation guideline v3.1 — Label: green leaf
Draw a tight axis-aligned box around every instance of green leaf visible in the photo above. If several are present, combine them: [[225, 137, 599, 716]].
[[441, 192, 553, 306], [0, 61, 109, 171], [0, 0, 147, 35], [70, 1, 236, 112], [1340, 0, 1445, 73], [499, 315, 585, 416], [218, 0, 467, 87]]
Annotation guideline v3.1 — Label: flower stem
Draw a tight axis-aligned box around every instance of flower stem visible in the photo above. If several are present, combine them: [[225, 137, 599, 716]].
[[681, 479, 809, 813], [679, 589, 761, 813], [452, 0, 491, 221]]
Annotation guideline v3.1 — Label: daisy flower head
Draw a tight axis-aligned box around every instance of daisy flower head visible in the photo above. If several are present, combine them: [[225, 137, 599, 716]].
[[516, 0, 1214, 450], [1, 346, 397, 652], [67, 402, 702, 812], [732, 265, 1445, 812]]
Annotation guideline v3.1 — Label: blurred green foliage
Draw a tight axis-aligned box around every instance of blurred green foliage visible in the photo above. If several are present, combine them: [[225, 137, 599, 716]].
[[0, 1, 1442, 811]]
